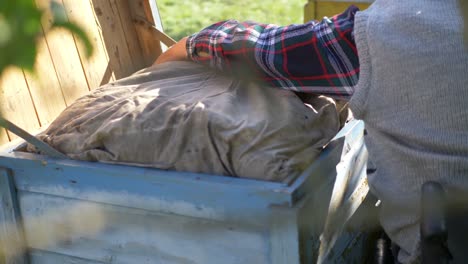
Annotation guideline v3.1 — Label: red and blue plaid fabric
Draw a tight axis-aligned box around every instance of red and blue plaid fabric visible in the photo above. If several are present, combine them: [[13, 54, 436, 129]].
[[187, 5, 359, 99]]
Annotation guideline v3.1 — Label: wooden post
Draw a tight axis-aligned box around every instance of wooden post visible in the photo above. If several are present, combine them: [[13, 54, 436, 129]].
[[0, 168, 28, 264], [304, 1, 374, 22], [304, 0, 317, 23], [128, 0, 171, 66]]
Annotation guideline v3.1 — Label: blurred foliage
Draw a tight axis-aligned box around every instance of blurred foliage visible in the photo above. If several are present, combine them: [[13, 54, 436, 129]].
[[157, 0, 305, 40], [0, 0, 93, 77]]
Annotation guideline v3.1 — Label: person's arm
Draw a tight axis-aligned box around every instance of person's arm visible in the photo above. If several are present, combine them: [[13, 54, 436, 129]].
[[156, 6, 359, 99], [154, 37, 189, 64]]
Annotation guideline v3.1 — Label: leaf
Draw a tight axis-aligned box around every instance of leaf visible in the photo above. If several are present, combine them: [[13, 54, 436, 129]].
[[49, 1, 94, 57], [53, 20, 94, 57], [14, 43, 37, 71], [0, 15, 12, 45], [0, 0, 42, 74]]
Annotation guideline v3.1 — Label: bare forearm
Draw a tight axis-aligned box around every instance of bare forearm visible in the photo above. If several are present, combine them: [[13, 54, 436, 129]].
[[154, 37, 189, 65]]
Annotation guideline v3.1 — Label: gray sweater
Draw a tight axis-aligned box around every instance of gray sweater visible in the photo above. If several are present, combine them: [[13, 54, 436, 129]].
[[349, 0, 468, 262]]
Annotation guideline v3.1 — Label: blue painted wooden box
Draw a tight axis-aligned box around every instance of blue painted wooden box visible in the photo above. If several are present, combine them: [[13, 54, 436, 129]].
[[0, 120, 368, 264]]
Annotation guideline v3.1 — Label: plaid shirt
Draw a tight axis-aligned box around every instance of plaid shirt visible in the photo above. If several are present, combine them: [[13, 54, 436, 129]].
[[186, 6, 359, 100]]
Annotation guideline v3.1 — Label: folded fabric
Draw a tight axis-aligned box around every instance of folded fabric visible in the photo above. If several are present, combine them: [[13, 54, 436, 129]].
[[28, 61, 340, 182]]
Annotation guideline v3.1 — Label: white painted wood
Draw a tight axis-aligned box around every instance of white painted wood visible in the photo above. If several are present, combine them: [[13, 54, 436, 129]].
[[0, 120, 370, 263], [29, 249, 105, 264], [0, 168, 28, 264], [19, 191, 270, 264], [0, 150, 289, 226], [269, 207, 300, 264], [317, 121, 369, 263]]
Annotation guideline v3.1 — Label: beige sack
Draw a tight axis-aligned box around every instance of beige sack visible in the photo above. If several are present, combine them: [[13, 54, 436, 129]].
[[29, 61, 339, 182]]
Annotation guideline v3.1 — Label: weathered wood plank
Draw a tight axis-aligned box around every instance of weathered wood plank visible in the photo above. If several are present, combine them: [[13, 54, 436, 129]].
[[0, 168, 28, 264], [133, 17, 176, 48], [62, 0, 114, 89], [317, 141, 368, 263], [29, 249, 106, 264], [269, 207, 300, 264], [36, 0, 90, 106], [0, 150, 290, 225], [128, 0, 164, 66], [90, 0, 138, 79], [23, 34, 67, 127], [287, 120, 368, 264], [291, 120, 364, 199], [296, 168, 337, 263], [20, 192, 269, 264], [42, 28, 91, 105], [111, 0, 146, 73], [0, 67, 41, 141]]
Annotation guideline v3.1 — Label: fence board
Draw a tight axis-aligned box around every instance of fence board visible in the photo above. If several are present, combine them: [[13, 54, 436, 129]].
[[36, 0, 91, 106], [0, 0, 164, 146], [23, 36, 67, 127], [44, 29, 91, 105], [91, 0, 137, 79], [62, 0, 114, 90], [129, 0, 164, 66], [113, 0, 146, 71], [0, 68, 40, 140]]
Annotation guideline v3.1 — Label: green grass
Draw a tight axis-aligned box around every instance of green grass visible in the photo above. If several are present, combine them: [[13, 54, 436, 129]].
[[157, 0, 306, 40]]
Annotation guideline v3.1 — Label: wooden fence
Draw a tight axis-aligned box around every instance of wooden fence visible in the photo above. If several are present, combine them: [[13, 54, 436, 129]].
[[0, 0, 165, 145]]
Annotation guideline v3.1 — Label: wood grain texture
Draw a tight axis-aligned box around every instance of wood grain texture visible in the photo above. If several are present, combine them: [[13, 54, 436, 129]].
[[23, 35, 67, 127], [128, 0, 164, 66], [110, 0, 146, 73], [36, 0, 90, 105], [90, 0, 137, 79], [0, 67, 40, 141], [0, 121, 370, 263], [0, 0, 170, 147], [20, 192, 269, 264], [62, 0, 114, 89], [269, 207, 300, 264], [29, 249, 106, 264], [0, 151, 290, 226], [42, 28, 91, 105], [0, 168, 28, 264]]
